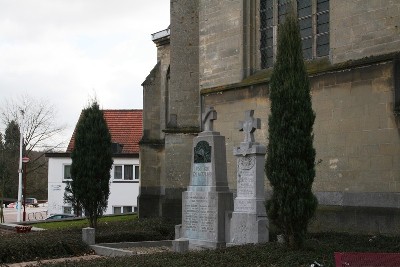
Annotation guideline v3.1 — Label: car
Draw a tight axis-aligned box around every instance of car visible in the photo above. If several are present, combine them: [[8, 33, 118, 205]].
[[45, 214, 76, 220], [24, 198, 38, 207], [7, 202, 17, 208]]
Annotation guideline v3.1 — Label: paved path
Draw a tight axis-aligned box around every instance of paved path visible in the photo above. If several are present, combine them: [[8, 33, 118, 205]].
[[2, 205, 47, 223], [7, 255, 104, 267]]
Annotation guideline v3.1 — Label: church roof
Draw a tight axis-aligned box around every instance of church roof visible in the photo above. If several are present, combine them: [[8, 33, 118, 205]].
[[66, 109, 143, 154]]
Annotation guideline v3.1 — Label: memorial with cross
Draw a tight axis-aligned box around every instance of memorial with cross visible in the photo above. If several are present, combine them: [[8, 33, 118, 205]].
[[239, 110, 261, 143], [174, 106, 233, 251], [228, 109, 268, 245]]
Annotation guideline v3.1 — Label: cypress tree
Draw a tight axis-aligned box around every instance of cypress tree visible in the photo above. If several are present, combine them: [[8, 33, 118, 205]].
[[70, 101, 113, 228], [3, 121, 20, 198], [265, 10, 317, 248]]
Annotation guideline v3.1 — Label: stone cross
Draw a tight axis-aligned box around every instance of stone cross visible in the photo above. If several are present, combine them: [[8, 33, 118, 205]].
[[202, 107, 217, 132], [239, 110, 261, 143]]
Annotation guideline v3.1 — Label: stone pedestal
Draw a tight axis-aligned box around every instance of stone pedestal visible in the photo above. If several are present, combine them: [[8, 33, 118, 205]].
[[82, 227, 95, 245], [228, 110, 268, 245]]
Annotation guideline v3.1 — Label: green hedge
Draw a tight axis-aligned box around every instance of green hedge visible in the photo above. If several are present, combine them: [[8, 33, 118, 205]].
[[0, 229, 90, 264], [37, 233, 400, 267], [95, 217, 175, 243], [0, 218, 175, 264]]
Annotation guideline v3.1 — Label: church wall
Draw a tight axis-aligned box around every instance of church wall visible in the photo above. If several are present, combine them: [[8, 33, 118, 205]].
[[203, 61, 400, 233], [163, 133, 198, 220], [140, 0, 400, 231], [142, 63, 162, 141], [312, 62, 398, 195], [331, 0, 400, 64], [139, 37, 170, 218], [199, 0, 244, 89], [204, 62, 398, 199], [203, 84, 270, 190], [152, 0, 201, 220], [169, 0, 200, 127]]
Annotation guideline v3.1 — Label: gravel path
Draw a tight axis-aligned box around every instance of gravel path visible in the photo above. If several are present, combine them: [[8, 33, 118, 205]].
[[124, 245, 172, 254], [7, 255, 103, 267]]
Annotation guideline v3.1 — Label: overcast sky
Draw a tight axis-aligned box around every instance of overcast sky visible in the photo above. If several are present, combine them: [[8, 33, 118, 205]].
[[0, 0, 170, 150]]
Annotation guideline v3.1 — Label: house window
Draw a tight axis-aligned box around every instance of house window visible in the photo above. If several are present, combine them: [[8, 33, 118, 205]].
[[114, 165, 123, 179], [124, 165, 133, 180], [135, 166, 139, 180], [113, 165, 139, 181], [113, 206, 135, 214], [260, 0, 329, 69], [63, 206, 72, 214], [63, 165, 72, 181]]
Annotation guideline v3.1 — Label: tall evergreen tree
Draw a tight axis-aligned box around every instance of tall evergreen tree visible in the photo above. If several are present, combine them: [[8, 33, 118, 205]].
[[3, 120, 20, 198], [265, 10, 317, 248], [69, 101, 113, 228]]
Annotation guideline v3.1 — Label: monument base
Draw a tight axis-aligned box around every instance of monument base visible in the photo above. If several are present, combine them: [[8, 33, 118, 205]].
[[172, 238, 189, 253], [188, 239, 227, 250], [228, 212, 269, 245], [181, 190, 233, 250]]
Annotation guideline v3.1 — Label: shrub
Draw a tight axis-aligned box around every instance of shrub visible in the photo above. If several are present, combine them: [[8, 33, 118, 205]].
[[0, 217, 175, 264], [36, 233, 400, 267], [0, 229, 91, 264], [95, 217, 175, 243]]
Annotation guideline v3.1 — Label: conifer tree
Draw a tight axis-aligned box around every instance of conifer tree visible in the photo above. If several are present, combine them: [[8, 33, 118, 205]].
[[3, 120, 20, 198], [70, 101, 113, 228], [265, 10, 317, 248]]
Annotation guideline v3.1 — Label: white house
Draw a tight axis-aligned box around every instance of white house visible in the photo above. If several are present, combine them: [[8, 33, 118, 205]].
[[46, 109, 143, 216]]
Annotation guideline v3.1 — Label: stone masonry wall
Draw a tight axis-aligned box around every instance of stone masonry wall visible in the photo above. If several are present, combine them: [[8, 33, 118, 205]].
[[142, 64, 161, 141], [311, 62, 400, 211], [169, 0, 200, 127], [331, 0, 400, 64], [199, 0, 244, 89], [204, 62, 399, 207], [203, 84, 270, 191]]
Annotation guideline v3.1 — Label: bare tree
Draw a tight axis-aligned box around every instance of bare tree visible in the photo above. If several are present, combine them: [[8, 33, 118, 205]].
[[0, 94, 67, 200], [0, 94, 66, 154]]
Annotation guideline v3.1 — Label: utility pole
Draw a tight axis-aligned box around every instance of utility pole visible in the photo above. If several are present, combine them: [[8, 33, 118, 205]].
[[17, 110, 24, 223]]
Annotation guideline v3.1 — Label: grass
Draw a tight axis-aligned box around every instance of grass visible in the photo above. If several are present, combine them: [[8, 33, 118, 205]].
[[33, 214, 137, 230]]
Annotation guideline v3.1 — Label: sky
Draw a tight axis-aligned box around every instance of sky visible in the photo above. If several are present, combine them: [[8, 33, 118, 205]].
[[0, 0, 170, 151]]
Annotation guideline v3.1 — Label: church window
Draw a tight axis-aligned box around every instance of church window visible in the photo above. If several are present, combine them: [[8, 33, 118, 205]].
[[260, 0, 329, 69]]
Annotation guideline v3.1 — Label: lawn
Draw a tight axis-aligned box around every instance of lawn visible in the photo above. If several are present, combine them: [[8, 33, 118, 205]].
[[33, 214, 137, 230]]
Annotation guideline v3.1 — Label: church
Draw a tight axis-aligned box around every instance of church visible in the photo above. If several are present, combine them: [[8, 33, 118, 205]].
[[139, 0, 400, 233]]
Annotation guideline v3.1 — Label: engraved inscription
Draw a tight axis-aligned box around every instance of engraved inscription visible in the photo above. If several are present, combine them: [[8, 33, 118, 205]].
[[237, 169, 256, 197], [234, 198, 256, 213], [192, 163, 212, 186], [183, 193, 217, 238]]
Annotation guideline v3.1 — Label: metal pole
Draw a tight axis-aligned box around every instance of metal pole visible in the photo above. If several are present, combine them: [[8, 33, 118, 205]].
[[23, 161, 26, 221], [17, 111, 24, 223]]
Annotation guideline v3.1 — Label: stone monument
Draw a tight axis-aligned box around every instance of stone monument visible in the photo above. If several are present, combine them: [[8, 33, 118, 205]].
[[173, 107, 233, 251], [228, 110, 268, 245]]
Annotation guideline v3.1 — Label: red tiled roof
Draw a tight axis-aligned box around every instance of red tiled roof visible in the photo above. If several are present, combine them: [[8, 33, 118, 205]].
[[66, 109, 143, 154]]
